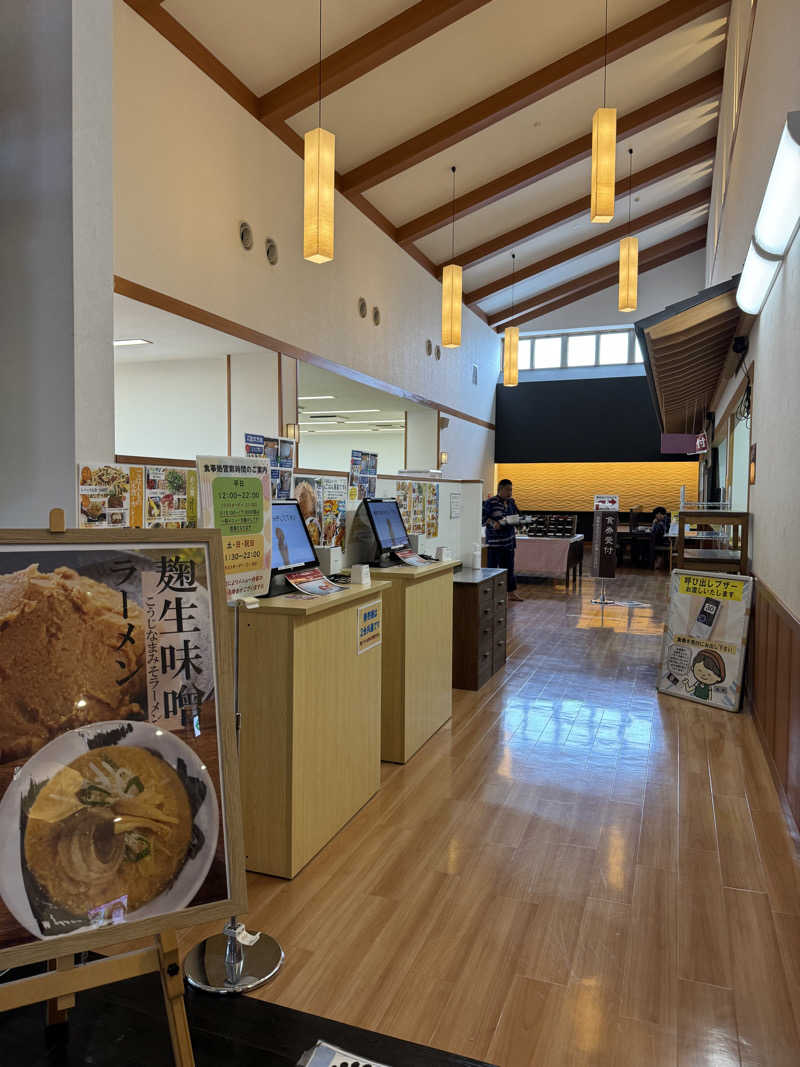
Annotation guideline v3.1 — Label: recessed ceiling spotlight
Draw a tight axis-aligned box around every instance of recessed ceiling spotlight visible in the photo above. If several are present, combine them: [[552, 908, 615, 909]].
[[113, 338, 152, 347]]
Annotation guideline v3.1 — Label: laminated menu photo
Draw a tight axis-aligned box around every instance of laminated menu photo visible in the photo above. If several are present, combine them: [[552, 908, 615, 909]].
[[0, 530, 243, 968]]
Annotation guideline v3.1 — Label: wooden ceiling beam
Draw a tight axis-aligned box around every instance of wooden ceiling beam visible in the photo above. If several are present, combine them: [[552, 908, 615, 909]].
[[492, 228, 707, 330], [443, 138, 716, 272], [655, 345, 731, 371], [259, 0, 496, 121], [464, 187, 710, 305], [398, 71, 722, 245], [340, 0, 722, 194]]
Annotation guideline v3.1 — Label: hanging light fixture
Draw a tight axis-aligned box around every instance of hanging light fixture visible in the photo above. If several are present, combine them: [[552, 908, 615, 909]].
[[590, 0, 616, 223], [503, 252, 519, 387], [441, 165, 462, 348], [304, 0, 334, 263], [618, 148, 638, 312]]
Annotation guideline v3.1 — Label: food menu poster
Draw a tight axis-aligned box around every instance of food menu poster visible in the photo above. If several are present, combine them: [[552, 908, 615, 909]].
[[243, 434, 295, 468], [78, 463, 198, 530], [0, 542, 229, 956], [197, 455, 272, 602], [291, 474, 347, 550], [348, 450, 378, 502], [396, 480, 438, 537], [658, 571, 753, 712]]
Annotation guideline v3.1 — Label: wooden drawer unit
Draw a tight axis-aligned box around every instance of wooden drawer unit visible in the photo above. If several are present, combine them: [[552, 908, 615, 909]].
[[452, 567, 509, 690]]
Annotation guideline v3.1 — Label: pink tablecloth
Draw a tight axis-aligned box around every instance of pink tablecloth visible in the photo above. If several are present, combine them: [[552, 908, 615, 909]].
[[515, 536, 580, 577]]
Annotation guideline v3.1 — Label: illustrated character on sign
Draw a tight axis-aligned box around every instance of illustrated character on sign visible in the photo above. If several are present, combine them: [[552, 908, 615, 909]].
[[684, 648, 726, 701]]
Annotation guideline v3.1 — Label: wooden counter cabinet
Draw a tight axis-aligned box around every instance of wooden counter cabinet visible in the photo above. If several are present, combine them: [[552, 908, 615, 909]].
[[452, 567, 508, 690], [237, 582, 389, 878], [371, 560, 458, 763]]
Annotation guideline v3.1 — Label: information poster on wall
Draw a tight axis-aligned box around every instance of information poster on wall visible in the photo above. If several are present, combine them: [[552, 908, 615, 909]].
[[197, 455, 272, 601], [348, 450, 378, 501], [0, 532, 236, 962], [292, 474, 347, 549], [78, 463, 198, 530], [424, 483, 440, 537], [396, 480, 434, 535], [658, 571, 753, 711], [244, 434, 295, 498]]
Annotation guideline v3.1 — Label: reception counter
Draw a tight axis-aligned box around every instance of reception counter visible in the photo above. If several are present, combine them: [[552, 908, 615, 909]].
[[370, 560, 458, 763], [237, 581, 389, 878]]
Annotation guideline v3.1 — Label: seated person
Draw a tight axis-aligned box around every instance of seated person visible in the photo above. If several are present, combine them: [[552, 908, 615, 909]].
[[651, 506, 669, 543]]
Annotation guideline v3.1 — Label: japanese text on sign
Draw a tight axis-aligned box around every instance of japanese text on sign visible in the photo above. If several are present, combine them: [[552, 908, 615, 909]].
[[357, 600, 382, 654], [678, 575, 744, 601]]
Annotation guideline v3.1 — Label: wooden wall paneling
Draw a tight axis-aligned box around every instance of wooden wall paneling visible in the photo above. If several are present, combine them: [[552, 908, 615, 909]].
[[774, 619, 793, 785], [788, 631, 800, 827], [765, 604, 779, 754]]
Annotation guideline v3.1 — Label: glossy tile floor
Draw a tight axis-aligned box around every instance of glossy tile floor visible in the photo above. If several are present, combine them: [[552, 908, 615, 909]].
[[185, 570, 800, 1066]]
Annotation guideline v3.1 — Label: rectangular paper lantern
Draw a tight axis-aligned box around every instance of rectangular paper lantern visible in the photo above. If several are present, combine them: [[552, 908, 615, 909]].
[[304, 127, 335, 263], [591, 107, 617, 223], [618, 236, 638, 312], [503, 326, 519, 386], [441, 263, 462, 348]]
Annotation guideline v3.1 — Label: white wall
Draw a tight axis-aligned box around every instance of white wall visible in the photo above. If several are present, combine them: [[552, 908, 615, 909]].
[[115, 357, 228, 459], [229, 349, 280, 453], [299, 431, 405, 475], [0, 0, 113, 526], [706, 0, 800, 617], [516, 249, 707, 332], [405, 405, 438, 469], [439, 415, 494, 489], [113, 1, 497, 480]]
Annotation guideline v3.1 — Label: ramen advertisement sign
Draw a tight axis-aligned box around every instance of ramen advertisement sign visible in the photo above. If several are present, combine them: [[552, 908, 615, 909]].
[[0, 541, 231, 957], [658, 570, 753, 711]]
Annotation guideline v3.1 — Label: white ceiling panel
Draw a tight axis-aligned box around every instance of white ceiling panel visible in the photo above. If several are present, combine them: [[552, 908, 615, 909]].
[[477, 211, 708, 317], [163, 0, 419, 96], [288, 7, 726, 178], [411, 102, 718, 266]]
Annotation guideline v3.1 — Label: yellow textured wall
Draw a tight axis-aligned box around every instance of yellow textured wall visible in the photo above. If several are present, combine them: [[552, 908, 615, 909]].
[[494, 462, 699, 512]]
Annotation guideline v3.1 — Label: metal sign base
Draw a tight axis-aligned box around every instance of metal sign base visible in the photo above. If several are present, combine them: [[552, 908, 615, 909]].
[[184, 926, 284, 995], [591, 577, 616, 605], [184, 601, 284, 995]]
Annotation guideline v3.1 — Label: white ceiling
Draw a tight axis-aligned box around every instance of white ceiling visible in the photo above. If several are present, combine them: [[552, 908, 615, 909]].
[[148, 0, 730, 330], [114, 293, 410, 427], [113, 294, 267, 362]]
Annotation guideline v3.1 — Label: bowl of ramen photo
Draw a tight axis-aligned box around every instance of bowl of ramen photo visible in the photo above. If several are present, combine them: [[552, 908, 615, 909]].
[[0, 720, 219, 939]]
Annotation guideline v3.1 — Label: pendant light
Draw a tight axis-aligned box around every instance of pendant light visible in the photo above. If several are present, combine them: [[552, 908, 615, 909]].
[[441, 165, 462, 348], [618, 148, 638, 312], [590, 0, 616, 223], [503, 253, 519, 387], [304, 0, 334, 263]]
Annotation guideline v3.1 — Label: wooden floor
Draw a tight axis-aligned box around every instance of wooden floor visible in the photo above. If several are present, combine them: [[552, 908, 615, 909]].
[[184, 570, 800, 1066]]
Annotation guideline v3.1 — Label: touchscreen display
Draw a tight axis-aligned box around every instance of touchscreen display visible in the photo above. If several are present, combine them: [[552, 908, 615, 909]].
[[271, 501, 318, 571]]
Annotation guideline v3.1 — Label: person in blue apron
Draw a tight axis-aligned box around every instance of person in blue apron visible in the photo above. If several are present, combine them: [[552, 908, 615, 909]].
[[483, 479, 523, 602]]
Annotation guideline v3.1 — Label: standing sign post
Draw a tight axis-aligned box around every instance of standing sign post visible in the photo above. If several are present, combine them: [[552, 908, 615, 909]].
[[591, 494, 619, 605]]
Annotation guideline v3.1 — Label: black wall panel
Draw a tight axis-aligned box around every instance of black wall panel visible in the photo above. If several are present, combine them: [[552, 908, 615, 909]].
[[494, 376, 682, 463]]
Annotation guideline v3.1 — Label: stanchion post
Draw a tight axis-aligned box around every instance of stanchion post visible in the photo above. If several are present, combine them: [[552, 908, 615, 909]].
[[184, 600, 284, 994]]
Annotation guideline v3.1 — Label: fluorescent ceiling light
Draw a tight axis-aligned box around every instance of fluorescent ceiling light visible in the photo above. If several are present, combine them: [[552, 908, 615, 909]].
[[298, 408, 381, 414], [113, 338, 152, 347], [754, 112, 800, 256], [297, 394, 335, 400], [299, 419, 403, 426], [736, 240, 782, 315], [305, 428, 402, 434]]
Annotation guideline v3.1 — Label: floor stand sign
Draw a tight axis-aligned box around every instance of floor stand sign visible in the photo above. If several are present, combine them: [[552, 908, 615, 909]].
[[591, 494, 619, 605], [184, 598, 284, 993]]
